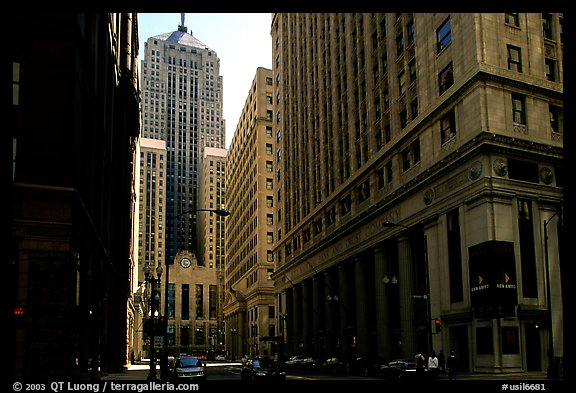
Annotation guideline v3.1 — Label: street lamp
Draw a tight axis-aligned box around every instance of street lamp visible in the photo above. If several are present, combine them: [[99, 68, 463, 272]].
[[143, 262, 163, 381], [382, 220, 433, 357], [160, 207, 230, 379], [230, 328, 237, 360], [543, 212, 560, 379]]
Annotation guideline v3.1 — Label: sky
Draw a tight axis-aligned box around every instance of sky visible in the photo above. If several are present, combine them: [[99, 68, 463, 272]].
[[137, 13, 273, 149]]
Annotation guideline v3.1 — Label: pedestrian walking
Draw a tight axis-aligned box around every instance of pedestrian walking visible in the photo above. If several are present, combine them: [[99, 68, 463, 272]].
[[415, 351, 426, 379], [437, 349, 446, 374], [428, 350, 439, 380], [446, 350, 459, 380]]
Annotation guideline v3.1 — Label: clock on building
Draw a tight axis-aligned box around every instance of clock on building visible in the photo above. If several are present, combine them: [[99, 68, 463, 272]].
[[180, 257, 192, 268]]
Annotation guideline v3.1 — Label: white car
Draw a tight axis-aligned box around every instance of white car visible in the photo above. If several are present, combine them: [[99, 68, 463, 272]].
[[214, 354, 226, 361]]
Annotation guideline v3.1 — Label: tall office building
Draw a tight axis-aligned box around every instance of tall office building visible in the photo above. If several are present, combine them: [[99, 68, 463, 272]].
[[134, 137, 167, 361], [140, 14, 225, 267], [139, 14, 226, 358], [272, 13, 563, 375], [224, 68, 277, 359], [197, 146, 228, 354]]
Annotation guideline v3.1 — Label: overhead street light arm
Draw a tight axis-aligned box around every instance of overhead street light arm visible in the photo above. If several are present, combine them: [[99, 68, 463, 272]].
[[382, 219, 409, 229], [169, 208, 231, 220]]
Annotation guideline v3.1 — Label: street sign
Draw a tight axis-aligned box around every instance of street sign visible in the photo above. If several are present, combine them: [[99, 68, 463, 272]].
[[154, 336, 164, 349], [411, 294, 429, 299]]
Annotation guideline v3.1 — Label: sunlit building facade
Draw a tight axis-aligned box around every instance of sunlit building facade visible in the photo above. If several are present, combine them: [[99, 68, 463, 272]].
[[224, 68, 277, 359], [272, 13, 563, 374]]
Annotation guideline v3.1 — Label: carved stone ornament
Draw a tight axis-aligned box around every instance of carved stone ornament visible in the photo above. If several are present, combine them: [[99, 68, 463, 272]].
[[493, 158, 508, 176], [424, 188, 435, 205], [539, 166, 554, 184], [468, 161, 483, 180]]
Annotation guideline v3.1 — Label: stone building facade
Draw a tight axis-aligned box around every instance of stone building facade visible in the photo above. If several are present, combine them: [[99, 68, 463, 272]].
[[271, 13, 563, 374]]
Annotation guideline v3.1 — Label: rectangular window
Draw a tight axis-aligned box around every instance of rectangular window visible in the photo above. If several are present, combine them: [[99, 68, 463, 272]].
[[507, 45, 522, 72], [180, 326, 190, 347], [512, 95, 526, 125], [549, 105, 563, 134], [407, 19, 415, 45], [402, 139, 421, 171], [398, 70, 406, 95], [438, 62, 454, 95], [437, 17, 452, 53], [396, 32, 404, 57], [195, 325, 205, 345], [195, 284, 204, 319], [409, 59, 417, 84], [542, 13, 553, 40], [476, 327, 494, 354], [209, 285, 217, 319], [182, 284, 190, 320], [505, 13, 520, 27], [545, 58, 556, 81], [400, 108, 408, 129], [410, 98, 418, 119], [501, 327, 520, 354], [441, 110, 456, 144]]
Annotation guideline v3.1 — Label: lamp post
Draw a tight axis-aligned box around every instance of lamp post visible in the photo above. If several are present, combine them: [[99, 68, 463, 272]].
[[160, 207, 230, 379], [543, 212, 559, 379], [383, 220, 433, 358], [230, 328, 237, 360], [144, 262, 163, 381]]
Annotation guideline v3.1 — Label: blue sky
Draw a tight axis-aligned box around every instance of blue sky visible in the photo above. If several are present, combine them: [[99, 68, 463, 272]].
[[137, 13, 273, 148]]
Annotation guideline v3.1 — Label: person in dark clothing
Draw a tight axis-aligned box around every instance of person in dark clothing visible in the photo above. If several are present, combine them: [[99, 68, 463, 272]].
[[446, 350, 459, 380], [415, 351, 426, 379]]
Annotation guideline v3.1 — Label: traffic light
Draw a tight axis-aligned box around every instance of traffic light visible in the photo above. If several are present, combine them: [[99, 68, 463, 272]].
[[435, 318, 442, 333]]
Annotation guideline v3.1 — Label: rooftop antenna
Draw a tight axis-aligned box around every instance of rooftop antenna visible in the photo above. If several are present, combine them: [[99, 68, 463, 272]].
[[178, 13, 188, 33]]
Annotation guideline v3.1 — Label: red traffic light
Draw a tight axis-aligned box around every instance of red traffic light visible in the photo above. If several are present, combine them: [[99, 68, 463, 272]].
[[435, 318, 442, 333]]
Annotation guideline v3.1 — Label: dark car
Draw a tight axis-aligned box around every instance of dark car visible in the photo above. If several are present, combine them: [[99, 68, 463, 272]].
[[241, 357, 286, 381], [379, 358, 422, 379], [173, 356, 207, 382], [350, 356, 388, 377]]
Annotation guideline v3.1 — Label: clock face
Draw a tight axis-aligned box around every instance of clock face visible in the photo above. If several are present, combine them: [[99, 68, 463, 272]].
[[180, 258, 192, 268]]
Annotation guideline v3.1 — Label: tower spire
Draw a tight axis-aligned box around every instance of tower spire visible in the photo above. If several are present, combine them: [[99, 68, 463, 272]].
[[178, 13, 188, 33]]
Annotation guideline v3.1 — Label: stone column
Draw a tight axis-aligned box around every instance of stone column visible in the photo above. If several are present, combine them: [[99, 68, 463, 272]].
[[324, 270, 336, 357], [355, 256, 369, 357], [374, 247, 391, 360], [312, 276, 322, 356], [338, 263, 351, 360], [302, 279, 312, 354], [398, 236, 417, 358], [292, 284, 302, 354]]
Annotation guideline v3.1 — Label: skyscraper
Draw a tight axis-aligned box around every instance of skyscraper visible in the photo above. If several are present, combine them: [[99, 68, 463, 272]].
[[140, 14, 225, 267], [272, 13, 563, 375], [224, 67, 276, 359]]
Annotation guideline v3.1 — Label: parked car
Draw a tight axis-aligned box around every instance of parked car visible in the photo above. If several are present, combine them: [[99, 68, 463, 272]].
[[284, 355, 304, 369], [379, 358, 424, 379], [172, 356, 207, 382], [300, 356, 321, 370], [350, 356, 388, 377], [214, 354, 226, 361], [321, 357, 349, 375], [241, 357, 286, 381]]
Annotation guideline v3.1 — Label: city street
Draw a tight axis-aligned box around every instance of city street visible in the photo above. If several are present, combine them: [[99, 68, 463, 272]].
[[103, 361, 553, 382]]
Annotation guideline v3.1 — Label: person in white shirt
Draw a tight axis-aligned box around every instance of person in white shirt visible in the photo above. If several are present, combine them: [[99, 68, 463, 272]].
[[428, 351, 439, 379]]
